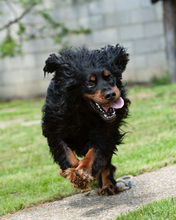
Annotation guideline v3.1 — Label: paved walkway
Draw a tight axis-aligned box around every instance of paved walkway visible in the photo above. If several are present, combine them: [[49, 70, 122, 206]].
[[2, 164, 176, 220]]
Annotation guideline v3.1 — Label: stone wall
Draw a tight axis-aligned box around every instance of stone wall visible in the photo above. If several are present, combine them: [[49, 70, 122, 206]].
[[0, 0, 167, 99]]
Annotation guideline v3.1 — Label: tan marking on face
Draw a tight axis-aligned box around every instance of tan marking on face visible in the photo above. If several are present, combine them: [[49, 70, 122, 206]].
[[103, 71, 109, 77], [83, 90, 106, 104], [83, 86, 120, 104], [112, 86, 120, 99], [90, 75, 96, 81]]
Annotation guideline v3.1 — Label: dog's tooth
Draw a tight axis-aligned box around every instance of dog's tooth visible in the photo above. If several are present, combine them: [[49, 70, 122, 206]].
[[96, 103, 101, 110]]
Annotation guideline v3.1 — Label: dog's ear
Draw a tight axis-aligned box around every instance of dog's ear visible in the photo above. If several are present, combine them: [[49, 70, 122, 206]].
[[43, 54, 61, 76], [107, 44, 129, 73]]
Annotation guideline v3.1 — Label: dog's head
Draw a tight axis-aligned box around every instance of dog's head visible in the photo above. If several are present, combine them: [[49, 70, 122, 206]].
[[44, 45, 129, 122]]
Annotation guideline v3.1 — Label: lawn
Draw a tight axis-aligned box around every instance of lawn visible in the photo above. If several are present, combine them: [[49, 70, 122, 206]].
[[116, 197, 176, 220], [0, 84, 176, 216]]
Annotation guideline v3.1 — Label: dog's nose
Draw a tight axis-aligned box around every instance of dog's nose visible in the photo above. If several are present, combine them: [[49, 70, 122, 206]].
[[104, 91, 116, 101]]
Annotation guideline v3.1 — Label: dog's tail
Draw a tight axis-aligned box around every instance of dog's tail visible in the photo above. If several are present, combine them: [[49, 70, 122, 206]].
[[43, 54, 61, 76]]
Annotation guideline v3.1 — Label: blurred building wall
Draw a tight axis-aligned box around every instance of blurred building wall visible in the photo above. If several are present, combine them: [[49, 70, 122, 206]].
[[0, 0, 167, 99]]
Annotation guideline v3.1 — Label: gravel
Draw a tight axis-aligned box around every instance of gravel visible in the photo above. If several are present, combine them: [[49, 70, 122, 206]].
[[2, 164, 176, 220]]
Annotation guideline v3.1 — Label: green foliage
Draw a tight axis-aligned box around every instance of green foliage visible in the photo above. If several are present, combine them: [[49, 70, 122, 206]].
[[151, 71, 171, 86], [19, 0, 42, 9], [37, 10, 90, 44], [17, 23, 26, 36], [0, 33, 21, 58], [0, 0, 91, 58]]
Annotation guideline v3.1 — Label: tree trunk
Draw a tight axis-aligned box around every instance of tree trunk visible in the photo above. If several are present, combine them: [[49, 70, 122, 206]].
[[163, 0, 176, 82]]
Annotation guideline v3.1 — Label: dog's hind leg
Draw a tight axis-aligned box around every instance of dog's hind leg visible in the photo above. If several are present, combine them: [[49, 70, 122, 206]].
[[97, 164, 119, 196]]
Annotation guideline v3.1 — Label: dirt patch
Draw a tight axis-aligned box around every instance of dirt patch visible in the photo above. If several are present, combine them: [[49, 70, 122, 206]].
[[0, 119, 22, 129], [0, 119, 40, 129], [21, 120, 41, 126], [128, 91, 155, 101], [0, 108, 17, 114], [2, 164, 176, 220]]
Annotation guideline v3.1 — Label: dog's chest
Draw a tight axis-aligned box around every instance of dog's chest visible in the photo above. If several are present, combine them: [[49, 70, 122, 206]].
[[62, 124, 90, 154]]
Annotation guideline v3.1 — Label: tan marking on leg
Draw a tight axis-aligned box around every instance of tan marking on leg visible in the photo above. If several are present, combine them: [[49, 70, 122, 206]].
[[65, 148, 95, 190], [101, 168, 112, 188], [58, 147, 79, 179], [59, 168, 68, 178], [98, 167, 118, 196], [65, 168, 94, 190], [67, 147, 79, 168], [76, 148, 95, 172]]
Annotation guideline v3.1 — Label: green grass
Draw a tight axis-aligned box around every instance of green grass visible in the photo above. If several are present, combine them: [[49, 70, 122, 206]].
[[0, 84, 176, 215], [0, 99, 78, 215], [116, 197, 176, 220], [113, 84, 176, 177]]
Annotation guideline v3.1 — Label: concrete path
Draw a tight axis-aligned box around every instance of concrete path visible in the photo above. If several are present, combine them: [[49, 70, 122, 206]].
[[2, 164, 176, 220]]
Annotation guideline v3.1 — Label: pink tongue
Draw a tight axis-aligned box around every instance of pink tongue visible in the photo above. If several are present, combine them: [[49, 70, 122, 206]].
[[101, 97, 124, 112]]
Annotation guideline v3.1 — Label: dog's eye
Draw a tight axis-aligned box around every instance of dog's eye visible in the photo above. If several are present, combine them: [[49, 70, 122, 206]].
[[106, 76, 113, 82], [103, 72, 113, 82], [87, 81, 96, 88]]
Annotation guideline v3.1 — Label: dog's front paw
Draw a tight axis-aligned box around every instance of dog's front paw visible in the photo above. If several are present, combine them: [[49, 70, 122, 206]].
[[97, 185, 119, 196], [58, 168, 68, 178], [65, 168, 94, 190]]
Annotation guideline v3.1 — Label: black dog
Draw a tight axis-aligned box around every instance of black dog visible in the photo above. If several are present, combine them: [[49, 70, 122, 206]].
[[42, 44, 130, 195]]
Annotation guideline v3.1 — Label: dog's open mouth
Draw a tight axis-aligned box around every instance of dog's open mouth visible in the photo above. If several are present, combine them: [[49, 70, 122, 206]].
[[90, 97, 124, 121]]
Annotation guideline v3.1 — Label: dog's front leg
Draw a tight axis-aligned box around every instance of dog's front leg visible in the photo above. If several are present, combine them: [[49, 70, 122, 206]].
[[65, 148, 107, 190], [65, 148, 95, 190], [47, 137, 79, 175], [58, 147, 80, 178]]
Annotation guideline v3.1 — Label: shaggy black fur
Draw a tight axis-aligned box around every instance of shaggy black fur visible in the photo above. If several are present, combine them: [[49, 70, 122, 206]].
[[42, 44, 130, 195]]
